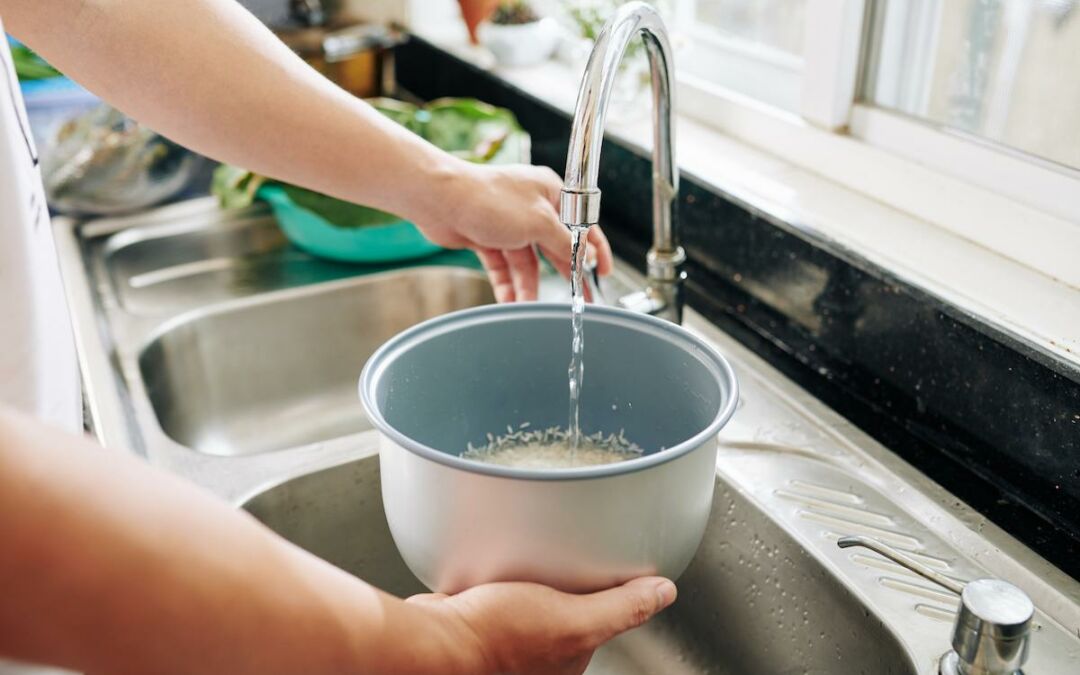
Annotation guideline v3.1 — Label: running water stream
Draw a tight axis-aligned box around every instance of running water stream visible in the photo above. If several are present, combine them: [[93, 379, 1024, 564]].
[[567, 225, 589, 451], [463, 224, 645, 469]]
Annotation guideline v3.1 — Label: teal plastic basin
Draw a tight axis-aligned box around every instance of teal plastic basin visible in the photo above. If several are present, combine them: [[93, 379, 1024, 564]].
[[259, 184, 443, 264]]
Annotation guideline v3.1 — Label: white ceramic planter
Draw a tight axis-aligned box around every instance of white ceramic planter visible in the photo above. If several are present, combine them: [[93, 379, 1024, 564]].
[[480, 17, 561, 67]]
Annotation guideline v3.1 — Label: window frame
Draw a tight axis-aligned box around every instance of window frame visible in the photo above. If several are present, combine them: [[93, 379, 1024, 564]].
[[673, 0, 1080, 283]]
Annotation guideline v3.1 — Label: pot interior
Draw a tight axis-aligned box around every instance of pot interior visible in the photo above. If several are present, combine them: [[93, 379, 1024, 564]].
[[367, 305, 735, 461]]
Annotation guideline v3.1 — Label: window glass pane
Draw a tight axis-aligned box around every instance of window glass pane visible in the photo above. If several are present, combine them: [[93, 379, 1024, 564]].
[[694, 0, 807, 56], [862, 0, 1080, 170], [677, 0, 807, 112]]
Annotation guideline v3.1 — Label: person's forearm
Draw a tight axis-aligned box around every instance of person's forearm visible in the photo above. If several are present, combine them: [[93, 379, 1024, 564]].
[[2, 0, 462, 226], [4, 0, 618, 301], [0, 408, 477, 674]]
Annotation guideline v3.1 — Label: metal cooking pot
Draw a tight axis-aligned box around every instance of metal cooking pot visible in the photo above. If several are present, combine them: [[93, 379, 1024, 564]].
[[359, 303, 738, 593]]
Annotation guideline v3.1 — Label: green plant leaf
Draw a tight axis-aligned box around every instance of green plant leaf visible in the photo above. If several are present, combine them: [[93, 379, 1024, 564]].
[[11, 44, 61, 81], [422, 97, 526, 162], [210, 165, 263, 209]]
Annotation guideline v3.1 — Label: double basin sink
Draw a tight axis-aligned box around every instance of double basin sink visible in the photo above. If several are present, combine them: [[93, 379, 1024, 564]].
[[55, 197, 1080, 673]]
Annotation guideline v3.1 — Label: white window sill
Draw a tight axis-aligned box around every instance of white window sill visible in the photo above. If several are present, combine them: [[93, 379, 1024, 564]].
[[411, 24, 1080, 373]]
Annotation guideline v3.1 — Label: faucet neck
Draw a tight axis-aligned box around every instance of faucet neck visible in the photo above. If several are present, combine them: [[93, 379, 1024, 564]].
[[559, 2, 684, 324], [559, 1, 677, 254]]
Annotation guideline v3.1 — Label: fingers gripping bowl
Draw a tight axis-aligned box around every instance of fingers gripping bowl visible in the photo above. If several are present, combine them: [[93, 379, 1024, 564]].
[[359, 304, 739, 594]]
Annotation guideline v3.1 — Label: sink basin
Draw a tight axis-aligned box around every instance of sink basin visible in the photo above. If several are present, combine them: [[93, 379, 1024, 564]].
[[244, 454, 919, 674], [100, 207, 484, 317], [139, 267, 495, 456]]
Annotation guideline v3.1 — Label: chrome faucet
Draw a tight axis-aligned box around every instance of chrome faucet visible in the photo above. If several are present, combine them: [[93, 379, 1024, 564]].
[[559, 1, 685, 323]]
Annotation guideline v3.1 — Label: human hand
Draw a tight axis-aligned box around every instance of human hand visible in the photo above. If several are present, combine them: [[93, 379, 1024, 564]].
[[413, 162, 614, 303], [407, 576, 676, 675]]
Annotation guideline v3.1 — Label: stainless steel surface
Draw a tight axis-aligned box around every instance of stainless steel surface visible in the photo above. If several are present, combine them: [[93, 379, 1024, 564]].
[[618, 285, 671, 316], [141, 267, 493, 456], [948, 580, 1032, 675], [838, 536, 1034, 675], [559, 1, 686, 323], [243, 452, 919, 675], [559, 188, 601, 226], [52, 197, 495, 486], [361, 304, 738, 593], [839, 535, 965, 594], [54, 196, 1080, 673], [97, 202, 478, 317]]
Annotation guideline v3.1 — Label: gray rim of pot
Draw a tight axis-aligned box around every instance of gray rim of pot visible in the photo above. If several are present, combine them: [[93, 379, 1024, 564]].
[[359, 303, 740, 481]]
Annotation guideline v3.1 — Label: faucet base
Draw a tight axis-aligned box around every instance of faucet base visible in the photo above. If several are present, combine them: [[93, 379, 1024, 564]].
[[619, 246, 685, 324], [646, 246, 686, 282], [642, 245, 687, 323], [941, 650, 1025, 675]]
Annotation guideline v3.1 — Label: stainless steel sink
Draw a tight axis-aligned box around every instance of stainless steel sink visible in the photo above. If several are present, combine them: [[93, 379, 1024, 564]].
[[98, 201, 484, 317], [51, 197, 498, 491], [244, 453, 918, 675], [53, 197, 1080, 673], [140, 268, 493, 456]]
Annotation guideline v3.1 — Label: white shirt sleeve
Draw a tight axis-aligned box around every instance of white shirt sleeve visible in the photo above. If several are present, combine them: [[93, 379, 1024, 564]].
[[0, 24, 82, 433]]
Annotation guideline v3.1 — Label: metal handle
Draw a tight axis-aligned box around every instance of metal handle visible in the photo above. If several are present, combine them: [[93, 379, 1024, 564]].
[[837, 535, 964, 594]]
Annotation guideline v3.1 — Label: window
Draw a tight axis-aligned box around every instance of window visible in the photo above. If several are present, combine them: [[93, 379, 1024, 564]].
[[673, 0, 808, 112], [861, 0, 1080, 172], [413, 0, 1079, 233], [673, 0, 1080, 226], [695, 0, 806, 53]]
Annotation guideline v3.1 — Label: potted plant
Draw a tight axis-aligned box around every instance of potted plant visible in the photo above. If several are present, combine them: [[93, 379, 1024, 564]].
[[561, 0, 669, 114], [479, 1, 561, 67]]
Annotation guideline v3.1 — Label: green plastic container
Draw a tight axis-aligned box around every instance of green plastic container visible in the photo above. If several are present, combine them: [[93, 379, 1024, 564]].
[[258, 185, 443, 264]]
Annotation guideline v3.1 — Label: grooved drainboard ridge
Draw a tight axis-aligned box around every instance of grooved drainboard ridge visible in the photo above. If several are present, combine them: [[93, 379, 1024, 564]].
[[915, 604, 958, 623], [775, 488, 895, 526], [774, 477, 970, 620], [786, 479, 864, 504]]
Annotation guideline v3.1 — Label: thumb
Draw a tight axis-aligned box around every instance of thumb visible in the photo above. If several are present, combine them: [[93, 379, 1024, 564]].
[[572, 577, 677, 648]]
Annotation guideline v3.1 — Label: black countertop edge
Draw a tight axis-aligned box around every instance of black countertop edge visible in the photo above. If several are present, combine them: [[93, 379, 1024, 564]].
[[394, 36, 1080, 580], [676, 168, 1080, 386]]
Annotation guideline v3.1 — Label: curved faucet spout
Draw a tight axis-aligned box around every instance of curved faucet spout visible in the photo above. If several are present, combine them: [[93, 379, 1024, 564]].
[[559, 1, 685, 323]]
